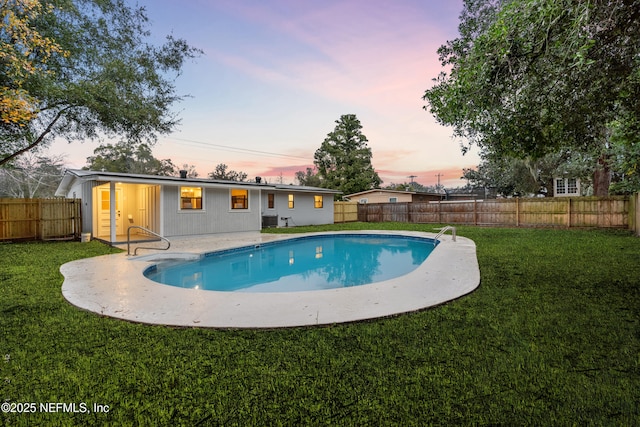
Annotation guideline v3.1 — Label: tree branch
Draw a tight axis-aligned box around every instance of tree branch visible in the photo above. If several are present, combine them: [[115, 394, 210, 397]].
[[0, 107, 71, 167]]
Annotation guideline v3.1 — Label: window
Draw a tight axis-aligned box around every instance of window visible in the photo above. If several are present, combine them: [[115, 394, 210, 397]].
[[554, 178, 580, 197], [288, 194, 294, 209], [180, 187, 202, 210], [314, 195, 323, 208], [389, 197, 398, 203], [101, 189, 110, 210], [267, 193, 275, 209], [231, 189, 248, 209]]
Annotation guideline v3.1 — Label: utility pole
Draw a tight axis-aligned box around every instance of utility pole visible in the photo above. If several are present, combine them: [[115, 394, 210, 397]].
[[435, 173, 443, 193], [407, 175, 417, 190]]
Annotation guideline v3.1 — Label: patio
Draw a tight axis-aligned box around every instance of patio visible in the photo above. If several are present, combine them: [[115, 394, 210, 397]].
[[59, 231, 479, 328]]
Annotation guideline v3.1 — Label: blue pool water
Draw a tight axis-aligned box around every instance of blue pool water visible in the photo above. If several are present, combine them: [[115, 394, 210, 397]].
[[144, 234, 437, 293]]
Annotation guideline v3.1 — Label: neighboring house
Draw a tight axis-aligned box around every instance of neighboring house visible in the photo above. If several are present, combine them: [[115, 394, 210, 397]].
[[554, 177, 581, 197], [55, 169, 340, 243], [345, 189, 414, 204], [344, 189, 446, 204]]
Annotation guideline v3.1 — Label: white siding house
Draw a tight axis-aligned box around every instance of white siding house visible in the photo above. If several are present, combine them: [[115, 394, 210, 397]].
[[56, 170, 340, 243], [344, 189, 414, 204]]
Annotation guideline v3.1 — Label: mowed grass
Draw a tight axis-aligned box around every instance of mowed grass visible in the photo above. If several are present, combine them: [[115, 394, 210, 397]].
[[1, 224, 639, 426]]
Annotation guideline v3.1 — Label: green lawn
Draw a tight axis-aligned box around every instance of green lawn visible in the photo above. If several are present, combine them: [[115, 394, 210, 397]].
[[1, 224, 639, 426]]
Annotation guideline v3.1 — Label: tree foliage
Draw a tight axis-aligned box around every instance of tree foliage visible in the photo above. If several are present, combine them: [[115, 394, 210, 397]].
[[295, 167, 322, 187], [1, 0, 67, 126], [463, 150, 594, 197], [313, 114, 381, 195], [208, 163, 247, 182], [0, 0, 201, 166], [84, 142, 176, 175], [609, 112, 640, 194], [423, 0, 640, 195]]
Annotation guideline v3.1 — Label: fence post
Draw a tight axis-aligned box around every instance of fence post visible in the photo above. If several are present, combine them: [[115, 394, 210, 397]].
[[632, 193, 640, 237], [637, 193, 640, 237], [567, 198, 572, 228], [516, 198, 520, 227], [37, 198, 43, 240], [474, 199, 478, 226], [76, 199, 82, 238]]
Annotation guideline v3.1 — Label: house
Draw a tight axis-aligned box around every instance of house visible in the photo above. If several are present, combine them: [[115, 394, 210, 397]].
[[344, 189, 446, 204], [345, 189, 414, 204], [55, 169, 340, 243]]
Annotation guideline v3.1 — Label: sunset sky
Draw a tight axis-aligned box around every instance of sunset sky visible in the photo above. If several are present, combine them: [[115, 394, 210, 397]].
[[50, 0, 481, 188]]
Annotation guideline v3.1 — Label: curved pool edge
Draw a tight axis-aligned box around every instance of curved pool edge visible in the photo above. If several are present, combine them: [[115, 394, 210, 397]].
[[60, 230, 480, 328]]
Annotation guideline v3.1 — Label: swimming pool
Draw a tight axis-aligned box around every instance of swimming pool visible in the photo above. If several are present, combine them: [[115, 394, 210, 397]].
[[60, 230, 480, 328], [144, 234, 437, 292]]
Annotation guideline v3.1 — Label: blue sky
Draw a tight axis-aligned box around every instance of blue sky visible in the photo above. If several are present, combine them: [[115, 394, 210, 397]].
[[51, 0, 480, 187]]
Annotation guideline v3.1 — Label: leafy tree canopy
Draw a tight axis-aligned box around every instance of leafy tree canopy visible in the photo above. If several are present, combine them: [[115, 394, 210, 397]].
[[423, 0, 640, 195], [84, 141, 176, 176], [313, 114, 382, 196], [0, 0, 201, 167], [295, 167, 323, 187], [609, 112, 640, 194], [208, 163, 247, 182], [1, 0, 67, 127]]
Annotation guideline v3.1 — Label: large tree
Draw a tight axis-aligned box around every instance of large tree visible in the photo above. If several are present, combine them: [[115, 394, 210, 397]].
[[423, 0, 640, 195], [314, 114, 382, 196], [0, 0, 201, 167]]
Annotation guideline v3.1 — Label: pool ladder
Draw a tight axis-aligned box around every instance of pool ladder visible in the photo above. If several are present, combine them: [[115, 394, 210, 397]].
[[433, 226, 456, 243], [127, 226, 171, 256]]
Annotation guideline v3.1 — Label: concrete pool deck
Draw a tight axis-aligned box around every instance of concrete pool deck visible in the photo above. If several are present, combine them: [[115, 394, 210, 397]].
[[60, 230, 480, 328]]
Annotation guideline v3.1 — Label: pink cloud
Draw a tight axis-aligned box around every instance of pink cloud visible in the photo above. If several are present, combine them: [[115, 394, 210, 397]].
[[205, 1, 457, 112]]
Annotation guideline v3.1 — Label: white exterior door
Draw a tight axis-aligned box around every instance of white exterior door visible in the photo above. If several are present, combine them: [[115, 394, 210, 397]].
[[97, 187, 123, 238]]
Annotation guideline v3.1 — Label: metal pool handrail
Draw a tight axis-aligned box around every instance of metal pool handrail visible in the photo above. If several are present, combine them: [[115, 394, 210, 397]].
[[434, 226, 456, 243], [127, 226, 171, 256]]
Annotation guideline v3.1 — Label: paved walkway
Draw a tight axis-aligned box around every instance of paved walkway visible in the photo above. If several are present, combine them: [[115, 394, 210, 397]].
[[60, 231, 480, 328]]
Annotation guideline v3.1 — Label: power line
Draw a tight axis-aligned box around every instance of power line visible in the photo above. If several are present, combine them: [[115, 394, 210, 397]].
[[166, 137, 311, 161]]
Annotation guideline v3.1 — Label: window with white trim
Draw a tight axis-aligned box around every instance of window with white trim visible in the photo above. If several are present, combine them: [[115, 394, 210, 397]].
[[180, 187, 202, 210], [554, 178, 580, 197], [231, 189, 248, 209]]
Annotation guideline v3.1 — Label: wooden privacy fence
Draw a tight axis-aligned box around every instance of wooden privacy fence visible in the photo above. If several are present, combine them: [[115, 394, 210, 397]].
[[334, 201, 359, 223], [355, 196, 632, 229], [0, 198, 82, 241]]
